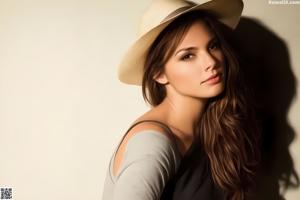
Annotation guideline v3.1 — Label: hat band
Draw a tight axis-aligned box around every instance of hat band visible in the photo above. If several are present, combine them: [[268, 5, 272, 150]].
[[161, 5, 195, 24]]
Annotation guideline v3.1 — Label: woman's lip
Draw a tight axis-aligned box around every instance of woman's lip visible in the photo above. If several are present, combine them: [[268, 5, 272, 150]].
[[201, 73, 222, 84]]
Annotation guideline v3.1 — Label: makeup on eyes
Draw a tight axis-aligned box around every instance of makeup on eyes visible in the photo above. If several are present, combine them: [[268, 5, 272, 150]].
[[174, 36, 219, 57], [208, 39, 220, 50], [180, 52, 195, 61]]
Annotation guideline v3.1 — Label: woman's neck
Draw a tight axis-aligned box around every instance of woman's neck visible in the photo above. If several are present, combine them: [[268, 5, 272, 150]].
[[155, 94, 207, 138]]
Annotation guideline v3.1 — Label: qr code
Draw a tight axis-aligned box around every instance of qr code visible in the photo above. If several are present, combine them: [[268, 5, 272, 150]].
[[0, 188, 12, 200]]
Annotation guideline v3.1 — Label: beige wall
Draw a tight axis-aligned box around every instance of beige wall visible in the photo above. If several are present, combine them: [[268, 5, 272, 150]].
[[0, 0, 299, 199]]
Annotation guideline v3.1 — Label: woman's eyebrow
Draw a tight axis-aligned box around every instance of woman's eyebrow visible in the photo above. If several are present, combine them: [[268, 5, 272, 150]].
[[174, 35, 218, 56], [175, 47, 198, 56]]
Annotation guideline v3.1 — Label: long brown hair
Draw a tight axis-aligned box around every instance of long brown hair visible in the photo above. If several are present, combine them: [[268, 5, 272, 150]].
[[142, 10, 260, 199]]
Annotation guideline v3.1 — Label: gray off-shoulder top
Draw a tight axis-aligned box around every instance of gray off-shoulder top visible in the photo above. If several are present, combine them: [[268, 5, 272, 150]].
[[102, 120, 182, 200]]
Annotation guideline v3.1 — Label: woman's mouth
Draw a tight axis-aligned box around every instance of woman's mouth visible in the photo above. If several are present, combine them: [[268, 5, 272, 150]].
[[201, 73, 222, 85]]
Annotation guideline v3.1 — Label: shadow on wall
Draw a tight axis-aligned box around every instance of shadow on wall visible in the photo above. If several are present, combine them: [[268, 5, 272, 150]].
[[234, 17, 299, 199]]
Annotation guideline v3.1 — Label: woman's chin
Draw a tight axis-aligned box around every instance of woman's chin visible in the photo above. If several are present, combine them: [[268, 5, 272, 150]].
[[197, 84, 225, 99]]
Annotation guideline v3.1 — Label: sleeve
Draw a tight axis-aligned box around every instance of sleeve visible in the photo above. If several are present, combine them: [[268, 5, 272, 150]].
[[113, 130, 181, 200]]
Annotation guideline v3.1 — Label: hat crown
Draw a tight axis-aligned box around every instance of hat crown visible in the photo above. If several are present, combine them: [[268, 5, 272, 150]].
[[139, 0, 198, 36], [119, 0, 244, 85]]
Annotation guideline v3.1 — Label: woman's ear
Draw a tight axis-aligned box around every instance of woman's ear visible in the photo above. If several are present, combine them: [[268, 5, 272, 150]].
[[153, 72, 169, 85]]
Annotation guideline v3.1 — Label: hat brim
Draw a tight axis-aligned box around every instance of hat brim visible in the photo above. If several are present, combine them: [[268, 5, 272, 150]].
[[118, 0, 243, 85]]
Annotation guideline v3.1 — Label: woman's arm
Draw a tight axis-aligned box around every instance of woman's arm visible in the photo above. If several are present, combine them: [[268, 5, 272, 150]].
[[113, 131, 180, 200]]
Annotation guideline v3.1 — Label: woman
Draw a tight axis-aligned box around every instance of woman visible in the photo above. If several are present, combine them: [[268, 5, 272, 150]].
[[102, 0, 259, 199]]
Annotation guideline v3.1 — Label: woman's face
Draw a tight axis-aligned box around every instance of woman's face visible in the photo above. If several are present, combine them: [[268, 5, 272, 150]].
[[156, 20, 225, 99]]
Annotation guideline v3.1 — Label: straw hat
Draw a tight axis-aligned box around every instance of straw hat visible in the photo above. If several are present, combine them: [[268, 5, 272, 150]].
[[118, 0, 244, 85]]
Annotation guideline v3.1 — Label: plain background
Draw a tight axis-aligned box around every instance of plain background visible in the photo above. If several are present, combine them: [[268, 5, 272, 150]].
[[0, 0, 299, 199]]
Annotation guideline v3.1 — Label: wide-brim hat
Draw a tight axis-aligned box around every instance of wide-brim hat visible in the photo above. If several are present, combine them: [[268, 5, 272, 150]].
[[118, 0, 244, 85]]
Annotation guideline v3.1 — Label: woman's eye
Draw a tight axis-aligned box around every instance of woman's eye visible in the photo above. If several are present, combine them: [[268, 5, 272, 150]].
[[180, 53, 194, 61], [209, 41, 220, 50]]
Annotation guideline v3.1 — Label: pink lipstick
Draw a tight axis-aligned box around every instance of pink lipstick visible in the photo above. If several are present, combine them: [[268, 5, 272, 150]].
[[201, 73, 222, 85]]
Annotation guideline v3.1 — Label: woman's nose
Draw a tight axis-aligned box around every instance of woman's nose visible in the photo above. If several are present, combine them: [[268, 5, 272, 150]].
[[202, 52, 217, 72]]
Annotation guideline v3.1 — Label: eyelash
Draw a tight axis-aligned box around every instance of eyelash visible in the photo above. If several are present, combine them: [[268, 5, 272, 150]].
[[209, 40, 220, 50], [179, 40, 221, 61], [180, 53, 194, 61]]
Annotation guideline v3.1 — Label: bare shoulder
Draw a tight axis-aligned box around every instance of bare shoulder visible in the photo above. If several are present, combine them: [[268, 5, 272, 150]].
[[112, 118, 172, 177], [126, 120, 171, 140], [119, 119, 174, 155]]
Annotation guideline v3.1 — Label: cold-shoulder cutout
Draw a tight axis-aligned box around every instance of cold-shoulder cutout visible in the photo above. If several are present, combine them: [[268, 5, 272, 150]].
[[112, 120, 177, 178], [102, 120, 182, 200], [106, 130, 181, 200]]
